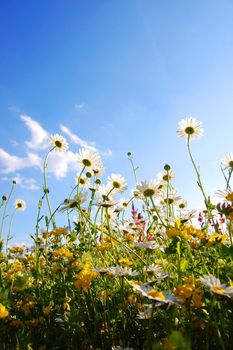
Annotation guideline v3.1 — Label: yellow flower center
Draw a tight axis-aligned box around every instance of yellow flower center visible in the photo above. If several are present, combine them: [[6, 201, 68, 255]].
[[55, 140, 62, 148], [226, 192, 233, 202], [185, 126, 195, 135], [212, 285, 225, 294], [147, 290, 166, 300], [143, 189, 155, 197]]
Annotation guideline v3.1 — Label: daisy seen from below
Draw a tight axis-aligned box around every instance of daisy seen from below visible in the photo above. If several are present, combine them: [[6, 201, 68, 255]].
[[200, 275, 233, 297], [50, 134, 68, 152], [221, 153, 233, 169], [14, 199, 26, 211], [158, 189, 182, 206], [215, 189, 233, 204], [75, 173, 90, 188], [177, 117, 203, 141], [76, 148, 103, 173], [107, 173, 128, 193], [157, 169, 175, 183], [134, 179, 161, 199], [114, 198, 130, 212], [96, 184, 117, 207]]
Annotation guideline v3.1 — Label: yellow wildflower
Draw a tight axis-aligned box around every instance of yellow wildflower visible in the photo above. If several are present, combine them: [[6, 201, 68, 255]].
[[74, 268, 99, 292], [118, 257, 133, 266], [128, 294, 137, 305], [0, 303, 9, 318], [53, 247, 73, 261], [50, 227, 68, 236], [42, 306, 51, 316], [206, 233, 228, 247]]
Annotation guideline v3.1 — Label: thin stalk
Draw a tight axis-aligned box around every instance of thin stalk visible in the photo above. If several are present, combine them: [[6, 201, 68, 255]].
[[128, 152, 139, 183], [0, 181, 16, 243], [5, 209, 16, 253], [187, 137, 214, 227], [43, 148, 56, 229]]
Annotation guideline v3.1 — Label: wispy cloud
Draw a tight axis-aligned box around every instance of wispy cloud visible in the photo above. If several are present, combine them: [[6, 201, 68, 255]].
[[59, 124, 97, 151], [47, 151, 79, 179], [12, 174, 40, 190], [0, 148, 42, 173], [0, 114, 112, 184], [21, 115, 50, 150], [8, 105, 21, 114], [74, 103, 85, 110], [101, 149, 113, 157]]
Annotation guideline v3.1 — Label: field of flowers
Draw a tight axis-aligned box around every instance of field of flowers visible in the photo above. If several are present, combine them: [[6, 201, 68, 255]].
[[0, 117, 233, 349]]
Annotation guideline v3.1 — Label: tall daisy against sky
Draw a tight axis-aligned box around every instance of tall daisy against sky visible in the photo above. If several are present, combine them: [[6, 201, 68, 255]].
[[1, 0, 233, 243], [177, 117, 204, 141]]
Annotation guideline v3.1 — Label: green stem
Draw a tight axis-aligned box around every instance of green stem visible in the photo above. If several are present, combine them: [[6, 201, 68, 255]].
[[43, 148, 56, 229], [0, 181, 16, 244], [5, 209, 16, 253]]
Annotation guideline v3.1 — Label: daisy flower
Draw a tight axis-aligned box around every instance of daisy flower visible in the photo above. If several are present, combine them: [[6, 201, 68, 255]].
[[106, 266, 138, 277], [107, 173, 128, 193], [76, 148, 103, 172], [134, 179, 161, 199], [157, 169, 176, 183], [75, 173, 90, 188], [131, 284, 178, 304], [50, 134, 68, 152], [158, 189, 182, 206], [200, 275, 233, 297], [92, 164, 105, 176], [136, 241, 164, 252], [221, 153, 233, 169], [14, 199, 26, 211], [215, 188, 233, 204], [114, 198, 130, 212], [177, 199, 188, 210], [177, 117, 203, 141], [96, 185, 117, 207]]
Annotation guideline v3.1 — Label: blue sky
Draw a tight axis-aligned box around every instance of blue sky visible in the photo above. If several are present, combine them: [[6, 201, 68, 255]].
[[1, 0, 233, 244]]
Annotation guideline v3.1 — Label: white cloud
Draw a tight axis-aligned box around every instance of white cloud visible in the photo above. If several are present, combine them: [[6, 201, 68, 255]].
[[20, 115, 50, 150], [8, 105, 21, 114], [12, 174, 40, 190], [0, 148, 42, 173], [74, 103, 85, 110], [0, 114, 112, 183], [47, 151, 78, 179], [101, 149, 113, 157], [59, 124, 97, 151]]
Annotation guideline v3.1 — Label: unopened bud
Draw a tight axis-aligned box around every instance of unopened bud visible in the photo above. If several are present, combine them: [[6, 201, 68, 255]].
[[164, 164, 171, 171]]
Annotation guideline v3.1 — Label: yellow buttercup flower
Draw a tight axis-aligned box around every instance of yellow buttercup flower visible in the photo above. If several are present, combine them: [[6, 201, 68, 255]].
[[0, 303, 9, 318]]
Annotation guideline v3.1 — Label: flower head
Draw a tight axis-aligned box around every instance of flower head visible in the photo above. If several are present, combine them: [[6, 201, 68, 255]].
[[107, 173, 128, 193], [215, 188, 233, 204], [200, 275, 233, 297], [14, 199, 26, 211], [158, 169, 175, 183], [158, 189, 182, 206], [221, 153, 233, 169], [50, 134, 68, 152], [131, 284, 178, 304], [177, 117, 203, 141], [76, 148, 103, 173], [134, 179, 161, 199], [0, 303, 9, 319]]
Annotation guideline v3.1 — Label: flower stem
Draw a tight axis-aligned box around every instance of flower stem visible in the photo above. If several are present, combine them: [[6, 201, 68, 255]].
[[43, 148, 56, 229]]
